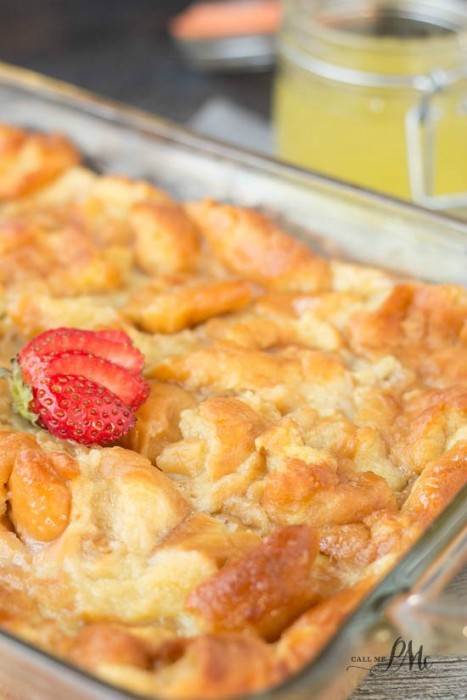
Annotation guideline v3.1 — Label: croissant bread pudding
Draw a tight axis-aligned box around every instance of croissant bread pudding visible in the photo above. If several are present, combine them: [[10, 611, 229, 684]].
[[0, 124, 465, 699]]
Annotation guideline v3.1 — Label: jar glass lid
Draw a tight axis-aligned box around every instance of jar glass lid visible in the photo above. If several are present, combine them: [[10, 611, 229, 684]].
[[285, 0, 467, 76]]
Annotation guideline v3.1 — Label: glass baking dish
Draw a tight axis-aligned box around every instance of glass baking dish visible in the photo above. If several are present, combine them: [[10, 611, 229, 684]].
[[0, 61, 465, 700]]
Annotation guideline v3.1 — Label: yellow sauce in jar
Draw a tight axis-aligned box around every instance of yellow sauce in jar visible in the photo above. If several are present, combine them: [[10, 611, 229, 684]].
[[274, 1, 467, 204]]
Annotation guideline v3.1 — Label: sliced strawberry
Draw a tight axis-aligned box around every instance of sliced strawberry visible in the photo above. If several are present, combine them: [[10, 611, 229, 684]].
[[44, 352, 149, 409], [31, 374, 135, 445], [19, 327, 144, 379], [8, 327, 149, 446]]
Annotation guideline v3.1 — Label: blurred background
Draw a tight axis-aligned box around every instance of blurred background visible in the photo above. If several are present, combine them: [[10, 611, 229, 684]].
[[2, 0, 467, 210], [0, 0, 273, 149]]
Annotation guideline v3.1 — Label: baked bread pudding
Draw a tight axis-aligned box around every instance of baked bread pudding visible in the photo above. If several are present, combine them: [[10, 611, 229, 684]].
[[0, 124, 465, 699]]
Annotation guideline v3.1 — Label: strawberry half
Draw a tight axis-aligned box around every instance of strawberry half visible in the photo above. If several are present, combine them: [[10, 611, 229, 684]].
[[4, 327, 150, 446], [31, 375, 136, 445], [19, 327, 144, 381], [44, 353, 149, 409]]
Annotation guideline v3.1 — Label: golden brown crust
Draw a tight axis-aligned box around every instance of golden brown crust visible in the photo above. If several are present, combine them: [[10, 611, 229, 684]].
[[124, 275, 253, 333], [69, 623, 152, 670], [133, 202, 201, 275], [0, 126, 79, 200], [187, 199, 331, 292], [150, 634, 281, 699], [9, 449, 72, 542], [121, 380, 197, 463], [186, 525, 319, 640], [0, 125, 465, 699], [276, 576, 377, 674]]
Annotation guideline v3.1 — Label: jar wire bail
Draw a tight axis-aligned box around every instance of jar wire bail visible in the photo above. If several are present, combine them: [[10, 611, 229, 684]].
[[406, 66, 467, 209]]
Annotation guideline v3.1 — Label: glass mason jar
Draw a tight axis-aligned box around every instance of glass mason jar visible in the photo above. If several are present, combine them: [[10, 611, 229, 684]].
[[274, 0, 467, 209]]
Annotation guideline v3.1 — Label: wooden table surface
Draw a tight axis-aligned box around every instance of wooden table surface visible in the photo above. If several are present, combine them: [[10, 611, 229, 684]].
[[349, 566, 467, 700], [0, 1, 465, 698], [0, 0, 272, 123]]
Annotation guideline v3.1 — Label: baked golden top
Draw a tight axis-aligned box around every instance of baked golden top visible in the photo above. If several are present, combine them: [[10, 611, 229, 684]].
[[0, 125, 465, 699]]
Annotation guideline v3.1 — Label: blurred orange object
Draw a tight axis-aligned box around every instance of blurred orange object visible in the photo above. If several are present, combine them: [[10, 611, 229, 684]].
[[170, 0, 281, 40]]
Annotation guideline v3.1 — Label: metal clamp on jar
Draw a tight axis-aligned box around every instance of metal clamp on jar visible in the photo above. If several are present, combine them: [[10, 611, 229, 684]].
[[274, 0, 467, 210]]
